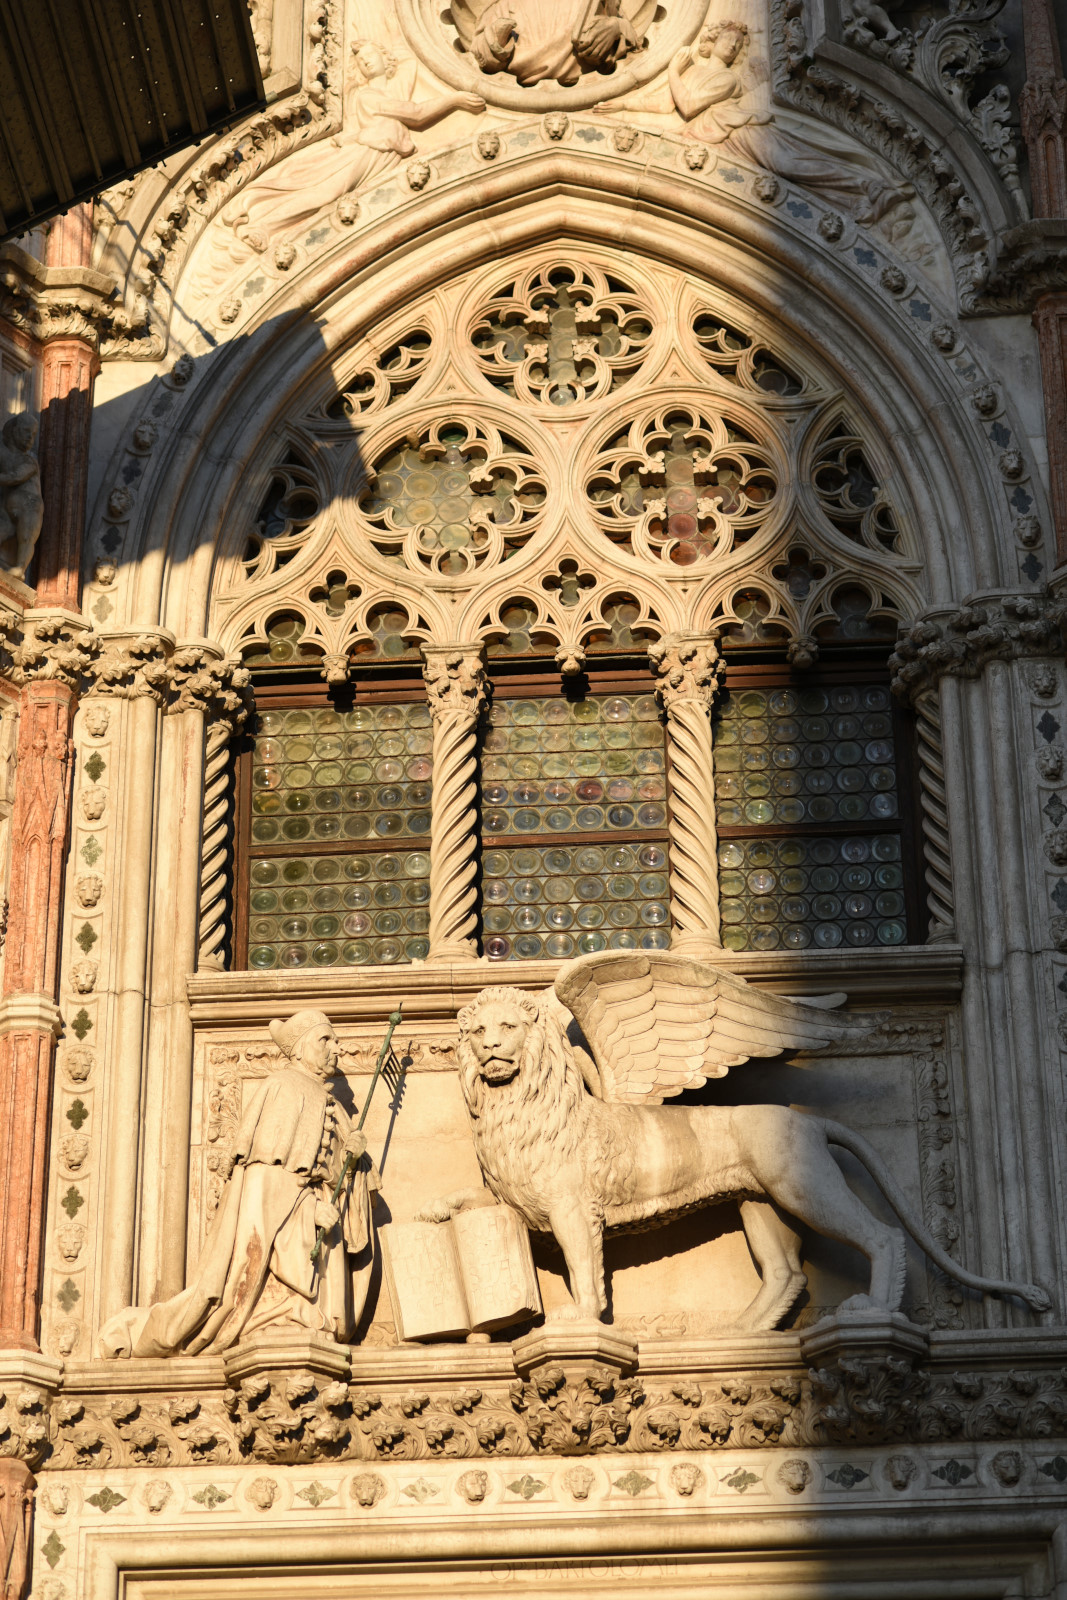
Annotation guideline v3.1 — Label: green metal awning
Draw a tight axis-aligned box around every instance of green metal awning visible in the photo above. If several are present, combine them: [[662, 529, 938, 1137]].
[[0, 0, 265, 239]]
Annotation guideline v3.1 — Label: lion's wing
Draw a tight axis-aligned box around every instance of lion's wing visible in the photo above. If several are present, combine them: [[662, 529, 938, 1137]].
[[554, 951, 869, 1104]]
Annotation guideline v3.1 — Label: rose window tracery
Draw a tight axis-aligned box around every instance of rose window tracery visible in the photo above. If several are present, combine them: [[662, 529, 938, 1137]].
[[586, 406, 779, 564], [812, 422, 901, 552], [317, 328, 434, 422], [358, 419, 547, 574], [691, 313, 807, 399], [470, 262, 654, 407]]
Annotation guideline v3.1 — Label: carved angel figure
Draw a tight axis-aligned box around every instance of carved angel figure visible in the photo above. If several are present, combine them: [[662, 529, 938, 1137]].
[[423, 953, 1049, 1329], [604, 21, 914, 225], [454, 0, 653, 86], [222, 41, 485, 253], [98, 1011, 379, 1358]]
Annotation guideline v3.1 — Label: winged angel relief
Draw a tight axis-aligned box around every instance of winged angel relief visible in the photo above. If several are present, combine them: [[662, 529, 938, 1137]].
[[423, 953, 1049, 1329], [451, 0, 655, 87]]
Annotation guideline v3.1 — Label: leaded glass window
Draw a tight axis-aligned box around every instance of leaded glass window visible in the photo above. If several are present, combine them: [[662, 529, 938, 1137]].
[[480, 685, 671, 962], [713, 670, 919, 952], [237, 691, 433, 970]]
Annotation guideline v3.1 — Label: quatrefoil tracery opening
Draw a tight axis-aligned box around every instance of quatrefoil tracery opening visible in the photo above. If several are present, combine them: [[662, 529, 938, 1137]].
[[586, 406, 779, 565], [470, 262, 654, 408], [358, 419, 547, 575], [217, 250, 916, 666]]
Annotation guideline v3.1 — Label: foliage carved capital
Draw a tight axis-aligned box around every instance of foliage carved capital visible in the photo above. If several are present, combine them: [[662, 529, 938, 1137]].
[[889, 593, 1066, 700], [0, 609, 98, 689], [421, 644, 488, 725], [166, 647, 252, 729], [648, 633, 724, 714], [87, 631, 174, 703]]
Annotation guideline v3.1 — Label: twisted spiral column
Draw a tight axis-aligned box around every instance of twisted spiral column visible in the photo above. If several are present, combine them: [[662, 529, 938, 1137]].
[[198, 719, 237, 969], [423, 644, 487, 963], [914, 688, 955, 940], [650, 634, 725, 957]]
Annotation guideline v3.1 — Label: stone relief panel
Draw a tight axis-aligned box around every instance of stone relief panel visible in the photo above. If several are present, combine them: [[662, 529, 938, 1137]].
[[180, 985, 986, 1346]]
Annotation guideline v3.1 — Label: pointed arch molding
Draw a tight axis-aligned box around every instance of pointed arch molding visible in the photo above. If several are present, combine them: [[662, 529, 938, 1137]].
[[91, 171, 1049, 641]]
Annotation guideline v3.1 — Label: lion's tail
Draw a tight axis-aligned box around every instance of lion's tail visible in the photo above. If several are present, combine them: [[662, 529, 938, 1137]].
[[820, 1118, 1052, 1314]]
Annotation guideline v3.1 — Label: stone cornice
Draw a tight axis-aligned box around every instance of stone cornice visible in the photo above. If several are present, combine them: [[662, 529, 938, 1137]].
[[889, 591, 1066, 700], [0, 243, 124, 351]]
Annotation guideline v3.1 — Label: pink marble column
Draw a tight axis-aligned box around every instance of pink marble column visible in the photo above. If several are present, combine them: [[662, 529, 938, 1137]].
[[35, 204, 98, 611], [0, 204, 97, 1352], [1021, 0, 1067, 563]]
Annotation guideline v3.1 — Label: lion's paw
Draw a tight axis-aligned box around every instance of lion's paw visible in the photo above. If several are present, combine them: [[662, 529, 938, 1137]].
[[835, 1294, 886, 1317], [546, 1305, 590, 1323], [414, 1201, 452, 1224]]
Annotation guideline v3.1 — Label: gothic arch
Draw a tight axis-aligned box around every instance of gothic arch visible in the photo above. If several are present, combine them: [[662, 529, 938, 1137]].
[[88, 162, 1047, 642]]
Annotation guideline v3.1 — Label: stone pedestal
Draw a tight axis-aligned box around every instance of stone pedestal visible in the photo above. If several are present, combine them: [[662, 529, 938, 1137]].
[[512, 1320, 638, 1384], [223, 1334, 352, 1388], [799, 1310, 931, 1369]]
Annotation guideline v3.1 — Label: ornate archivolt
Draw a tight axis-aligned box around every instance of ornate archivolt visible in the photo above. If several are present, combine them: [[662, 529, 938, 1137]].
[[208, 247, 922, 669]]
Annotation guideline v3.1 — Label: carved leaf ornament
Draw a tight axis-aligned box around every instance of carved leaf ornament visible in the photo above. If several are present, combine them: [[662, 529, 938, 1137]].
[[210, 249, 914, 672]]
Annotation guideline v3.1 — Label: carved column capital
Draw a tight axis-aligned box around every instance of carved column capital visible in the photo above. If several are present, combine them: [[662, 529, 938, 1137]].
[[86, 630, 175, 704], [0, 243, 121, 355], [648, 632, 725, 714], [1, 608, 98, 689], [166, 645, 252, 729], [421, 643, 488, 725], [889, 593, 1066, 702]]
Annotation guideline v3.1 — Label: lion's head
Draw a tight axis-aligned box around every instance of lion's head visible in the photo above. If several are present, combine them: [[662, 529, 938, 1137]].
[[457, 987, 538, 1087], [455, 986, 586, 1201]]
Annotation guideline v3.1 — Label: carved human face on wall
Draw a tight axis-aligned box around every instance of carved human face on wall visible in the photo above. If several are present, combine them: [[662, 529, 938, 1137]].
[[464, 998, 531, 1083], [699, 26, 745, 65], [297, 1021, 340, 1081], [354, 43, 386, 82]]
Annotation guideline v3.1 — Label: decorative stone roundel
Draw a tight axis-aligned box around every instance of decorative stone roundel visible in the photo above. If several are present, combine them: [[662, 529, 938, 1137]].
[[393, 0, 711, 112], [586, 403, 780, 565], [211, 245, 915, 671], [358, 417, 547, 574], [469, 261, 654, 407]]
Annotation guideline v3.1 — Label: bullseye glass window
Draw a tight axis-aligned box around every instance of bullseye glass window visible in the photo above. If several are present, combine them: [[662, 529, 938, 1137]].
[[713, 676, 916, 952], [480, 691, 671, 961], [241, 700, 432, 969]]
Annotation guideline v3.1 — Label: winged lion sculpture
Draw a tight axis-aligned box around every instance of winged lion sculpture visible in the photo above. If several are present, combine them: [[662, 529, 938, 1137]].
[[421, 951, 1049, 1328]]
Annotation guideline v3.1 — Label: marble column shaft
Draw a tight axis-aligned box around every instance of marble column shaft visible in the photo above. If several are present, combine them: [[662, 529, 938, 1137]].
[[422, 644, 487, 963], [0, 681, 72, 1347], [649, 634, 724, 956]]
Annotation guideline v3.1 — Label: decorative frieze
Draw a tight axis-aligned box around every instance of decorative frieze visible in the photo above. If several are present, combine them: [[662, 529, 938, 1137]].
[[12, 1340, 1067, 1472]]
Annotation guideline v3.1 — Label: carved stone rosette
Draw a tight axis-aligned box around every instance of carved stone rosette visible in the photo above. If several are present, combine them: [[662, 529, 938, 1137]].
[[648, 634, 725, 956], [422, 644, 487, 963]]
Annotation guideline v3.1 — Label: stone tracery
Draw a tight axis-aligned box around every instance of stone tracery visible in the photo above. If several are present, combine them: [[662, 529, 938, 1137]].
[[210, 248, 916, 671]]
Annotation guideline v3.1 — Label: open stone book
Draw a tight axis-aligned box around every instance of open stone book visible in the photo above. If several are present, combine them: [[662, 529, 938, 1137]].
[[382, 1204, 543, 1340]]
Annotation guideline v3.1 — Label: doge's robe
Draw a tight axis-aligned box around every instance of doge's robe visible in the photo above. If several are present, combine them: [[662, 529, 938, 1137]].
[[98, 1067, 379, 1359]]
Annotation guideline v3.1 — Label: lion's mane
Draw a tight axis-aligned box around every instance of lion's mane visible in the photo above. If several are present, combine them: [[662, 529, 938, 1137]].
[[456, 987, 588, 1226]]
